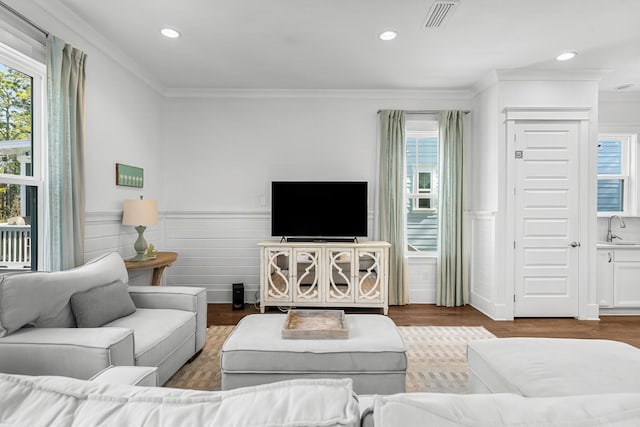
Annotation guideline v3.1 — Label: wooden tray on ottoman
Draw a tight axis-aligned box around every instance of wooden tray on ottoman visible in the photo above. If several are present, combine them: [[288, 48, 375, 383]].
[[282, 310, 348, 339]]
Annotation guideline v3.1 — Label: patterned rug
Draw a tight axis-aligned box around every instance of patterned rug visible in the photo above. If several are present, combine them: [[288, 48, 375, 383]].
[[165, 325, 496, 394]]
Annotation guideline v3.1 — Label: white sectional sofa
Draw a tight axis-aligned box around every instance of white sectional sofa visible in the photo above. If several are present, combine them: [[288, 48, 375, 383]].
[[0, 252, 206, 385], [1, 373, 640, 426]]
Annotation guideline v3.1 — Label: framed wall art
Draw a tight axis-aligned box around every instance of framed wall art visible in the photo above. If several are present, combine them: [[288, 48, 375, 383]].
[[116, 163, 144, 188]]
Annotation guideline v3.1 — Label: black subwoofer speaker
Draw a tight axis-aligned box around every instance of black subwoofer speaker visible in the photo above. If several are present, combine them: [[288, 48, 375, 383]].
[[232, 283, 244, 310]]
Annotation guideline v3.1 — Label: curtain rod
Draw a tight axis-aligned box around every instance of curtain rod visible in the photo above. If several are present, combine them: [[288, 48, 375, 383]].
[[377, 109, 470, 115], [0, 1, 49, 36]]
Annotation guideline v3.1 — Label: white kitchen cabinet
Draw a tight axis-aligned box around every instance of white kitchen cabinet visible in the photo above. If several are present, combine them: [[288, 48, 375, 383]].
[[597, 247, 640, 309]]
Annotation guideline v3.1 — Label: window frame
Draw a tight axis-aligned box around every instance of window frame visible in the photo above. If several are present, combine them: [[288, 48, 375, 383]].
[[597, 133, 637, 217], [0, 42, 45, 270], [405, 120, 439, 254]]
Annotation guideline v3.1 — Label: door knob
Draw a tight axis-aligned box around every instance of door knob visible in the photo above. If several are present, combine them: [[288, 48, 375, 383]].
[[569, 241, 581, 247]]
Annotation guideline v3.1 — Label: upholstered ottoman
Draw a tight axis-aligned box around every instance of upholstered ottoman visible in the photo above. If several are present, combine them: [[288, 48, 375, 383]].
[[221, 314, 407, 394], [467, 338, 640, 396]]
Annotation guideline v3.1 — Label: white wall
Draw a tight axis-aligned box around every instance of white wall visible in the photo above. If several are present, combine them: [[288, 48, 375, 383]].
[[467, 82, 499, 318], [598, 92, 640, 133], [5, 1, 166, 273], [162, 91, 470, 302]]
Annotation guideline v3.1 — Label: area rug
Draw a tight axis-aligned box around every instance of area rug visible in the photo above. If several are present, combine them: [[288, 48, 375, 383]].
[[164, 325, 496, 394]]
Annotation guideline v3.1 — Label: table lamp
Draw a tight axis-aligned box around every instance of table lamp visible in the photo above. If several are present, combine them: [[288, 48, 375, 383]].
[[122, 197, 158, 261]]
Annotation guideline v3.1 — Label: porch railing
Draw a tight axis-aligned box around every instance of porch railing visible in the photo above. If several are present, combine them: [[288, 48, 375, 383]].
[[0, 225, 31, 270]]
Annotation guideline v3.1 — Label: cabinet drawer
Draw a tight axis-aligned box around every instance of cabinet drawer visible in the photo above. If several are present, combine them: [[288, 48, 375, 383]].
[[613, 249, 640, 262]]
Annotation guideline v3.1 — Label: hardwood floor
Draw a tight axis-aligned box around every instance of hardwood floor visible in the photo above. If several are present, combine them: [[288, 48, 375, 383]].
[[208, 303, 640, 348]]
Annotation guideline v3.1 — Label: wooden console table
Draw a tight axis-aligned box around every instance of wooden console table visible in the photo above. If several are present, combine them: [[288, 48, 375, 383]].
[[125, 251, 177, 286]]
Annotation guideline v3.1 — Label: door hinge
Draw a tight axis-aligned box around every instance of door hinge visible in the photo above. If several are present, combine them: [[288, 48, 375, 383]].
[[513, 133, 516, 143], [513, 294, 516, 302], [513, 241, 516, 249]]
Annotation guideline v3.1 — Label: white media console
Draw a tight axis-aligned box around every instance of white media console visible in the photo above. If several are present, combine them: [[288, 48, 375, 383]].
[[258, 240, 390, 314]]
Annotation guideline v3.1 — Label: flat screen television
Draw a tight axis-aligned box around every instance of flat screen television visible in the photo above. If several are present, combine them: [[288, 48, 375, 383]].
[[271, 181, 368, 240]]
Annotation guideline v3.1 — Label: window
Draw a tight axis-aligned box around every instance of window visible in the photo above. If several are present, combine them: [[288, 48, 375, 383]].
[[0, 43, 44, 270], [406, 120, 439, 252], [597, 134, 636, 215]]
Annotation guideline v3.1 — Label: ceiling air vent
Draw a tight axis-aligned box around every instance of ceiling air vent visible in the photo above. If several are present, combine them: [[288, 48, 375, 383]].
[[424, 0, 459, 28]]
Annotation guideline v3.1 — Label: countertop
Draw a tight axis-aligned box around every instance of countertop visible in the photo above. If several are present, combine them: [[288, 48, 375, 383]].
[[597, 242, 640, 249]]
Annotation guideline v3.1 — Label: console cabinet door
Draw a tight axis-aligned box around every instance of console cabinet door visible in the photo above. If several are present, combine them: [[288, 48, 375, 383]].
[[355, 248, 384, 303], [263, 248, 292, 303], [325, 248, 355, 303], [292, 248, 322, 303]]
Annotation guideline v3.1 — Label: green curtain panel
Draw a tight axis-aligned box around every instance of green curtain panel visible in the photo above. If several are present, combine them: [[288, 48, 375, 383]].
[[437, 111, 467, 307], [45, 36, 87, 271], [378, 110, 408, 305]]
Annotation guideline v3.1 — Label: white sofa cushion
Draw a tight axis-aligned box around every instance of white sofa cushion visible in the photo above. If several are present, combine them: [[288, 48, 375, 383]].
[[0, 327, 134, 379], [467, 338, 640, 396], [103, 308, 195, 367], [368, 393, 640, 427], [0, 252, 128, 336], [0, 373, 360, 427]]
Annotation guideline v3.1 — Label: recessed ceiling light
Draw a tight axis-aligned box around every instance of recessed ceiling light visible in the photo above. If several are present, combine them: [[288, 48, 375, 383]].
[[556, 51, 577, 61], [161, 28, 181, 39], [379, 30, 398, 41]]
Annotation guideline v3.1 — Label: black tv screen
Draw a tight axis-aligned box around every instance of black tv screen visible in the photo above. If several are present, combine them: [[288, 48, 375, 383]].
[[271, 181, 368, 238]]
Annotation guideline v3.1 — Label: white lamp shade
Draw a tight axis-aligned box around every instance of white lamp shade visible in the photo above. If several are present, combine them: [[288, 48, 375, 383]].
[[122, 199, 158, 226]]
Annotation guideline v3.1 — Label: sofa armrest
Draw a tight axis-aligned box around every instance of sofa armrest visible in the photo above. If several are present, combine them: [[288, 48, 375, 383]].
[[128, 286, 206, 352], [0, 327, 134, 379], [90, 365, 158, 387]]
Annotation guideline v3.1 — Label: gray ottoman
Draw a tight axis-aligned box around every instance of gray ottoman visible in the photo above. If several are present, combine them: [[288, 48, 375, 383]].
[[467, 338, 640, 396], [221, 314, 407, 394]]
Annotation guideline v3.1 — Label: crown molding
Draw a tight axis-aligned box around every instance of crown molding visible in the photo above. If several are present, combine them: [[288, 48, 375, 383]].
[[163, 87, 473, 101], [7, 0, 165, 94]]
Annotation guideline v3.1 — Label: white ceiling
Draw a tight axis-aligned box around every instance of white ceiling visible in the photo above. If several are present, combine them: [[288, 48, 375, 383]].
[[54, 0, 640, 92]]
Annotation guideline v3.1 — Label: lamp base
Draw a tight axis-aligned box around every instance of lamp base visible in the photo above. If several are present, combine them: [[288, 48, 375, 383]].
[[130, 225, 152, 262]]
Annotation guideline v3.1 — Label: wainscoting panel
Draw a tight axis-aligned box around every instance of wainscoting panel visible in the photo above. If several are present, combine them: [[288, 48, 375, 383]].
[[84, 212, 162, 285], [468, 211, 496, 316], [163, 212, 271, 303], [85, 211, 431, 304]]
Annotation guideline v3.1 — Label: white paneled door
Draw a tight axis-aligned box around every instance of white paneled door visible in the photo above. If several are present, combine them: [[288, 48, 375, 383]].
[[512, 121, 581, 317]]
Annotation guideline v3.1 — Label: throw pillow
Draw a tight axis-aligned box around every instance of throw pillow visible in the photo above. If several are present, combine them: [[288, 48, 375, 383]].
[[70, 281, 136, 328]]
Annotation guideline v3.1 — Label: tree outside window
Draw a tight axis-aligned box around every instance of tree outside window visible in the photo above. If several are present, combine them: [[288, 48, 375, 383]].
[[0, 64, 32, 221], [0, 49, 41, 271]]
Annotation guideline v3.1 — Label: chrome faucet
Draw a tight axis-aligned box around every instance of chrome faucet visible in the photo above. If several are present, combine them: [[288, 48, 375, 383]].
[[607, 215, 626, 242]]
